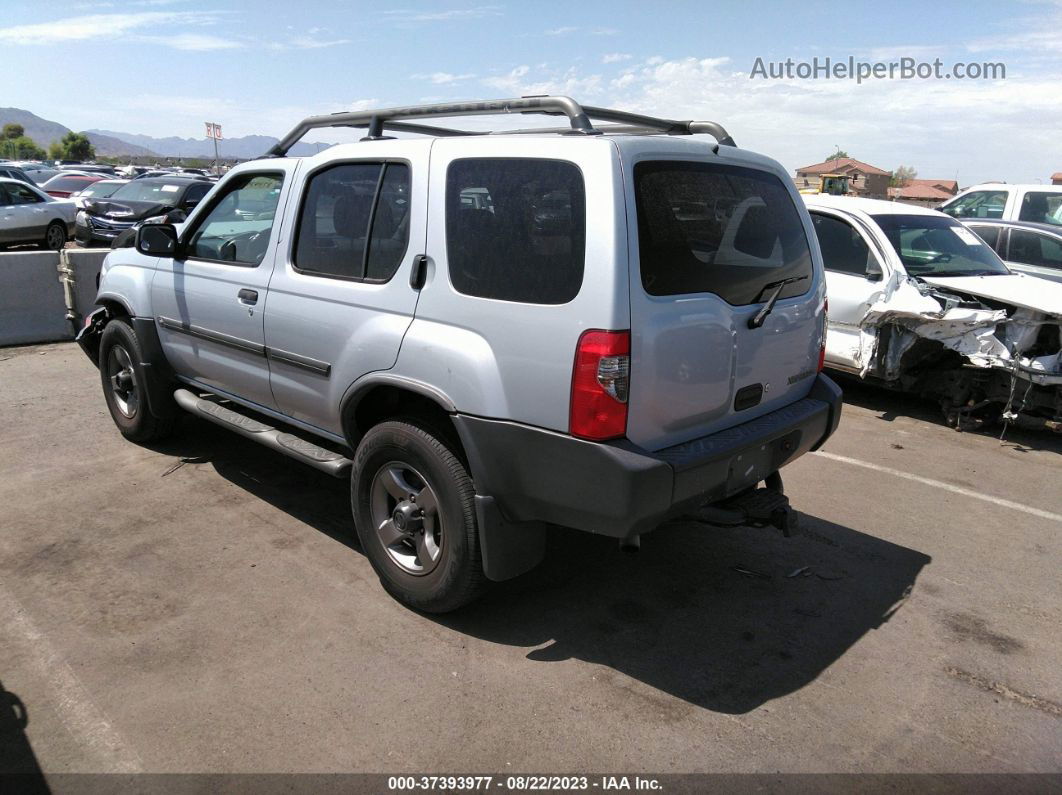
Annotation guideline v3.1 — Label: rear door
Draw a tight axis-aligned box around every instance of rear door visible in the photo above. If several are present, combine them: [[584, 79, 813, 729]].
[[264, 143, 427, 436], [1005, 228, 1062, 284], [625, 156, 823, 451], [151, 166, 295, 410]]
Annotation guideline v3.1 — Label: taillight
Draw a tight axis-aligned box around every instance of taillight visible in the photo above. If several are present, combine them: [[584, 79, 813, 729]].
[[817, 298, 828, 372], [570, 330, 630, 441]]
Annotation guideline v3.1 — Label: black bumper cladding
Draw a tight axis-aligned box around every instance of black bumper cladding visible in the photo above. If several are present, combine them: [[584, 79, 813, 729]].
[[75, 306, 110, 366], [454, 374, 843, 541]]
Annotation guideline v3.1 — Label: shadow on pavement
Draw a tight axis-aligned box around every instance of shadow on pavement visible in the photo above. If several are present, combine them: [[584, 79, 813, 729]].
[[156, 415, 931, 715], [833, 373, 1062, 455], [0, 680, 49, 793]]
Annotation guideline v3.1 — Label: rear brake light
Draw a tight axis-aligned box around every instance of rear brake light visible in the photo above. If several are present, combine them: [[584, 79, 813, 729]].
[[817, 298, 828, 372], [570, 330, 630, 441]]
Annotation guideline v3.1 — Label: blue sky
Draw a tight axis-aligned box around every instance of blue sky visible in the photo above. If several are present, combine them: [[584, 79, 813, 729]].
[[2, 0, 1060, 183]]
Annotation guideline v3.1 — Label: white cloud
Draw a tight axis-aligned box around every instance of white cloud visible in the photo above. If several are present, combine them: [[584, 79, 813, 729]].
[[545, 26, 578, 36], [601, 52, 631, 64], [383, 6, 502, 23], [269, 34, 351, 51], [590, 27, 619, 36], [470, 56, 1059, 183], [966, 2, 1062, 54], [412, 72, 476, 85], [0, 11, 227, 45], [142, 33, 242, 51]]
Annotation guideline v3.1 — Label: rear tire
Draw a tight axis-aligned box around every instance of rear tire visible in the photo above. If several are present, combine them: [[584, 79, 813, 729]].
[[44, 221, 67, 251], [99, 320, 178, 443], [352, 420, 486, 613]]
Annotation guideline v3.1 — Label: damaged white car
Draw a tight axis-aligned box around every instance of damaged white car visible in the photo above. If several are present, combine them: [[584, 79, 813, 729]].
[[805, 196, 1062, 431]]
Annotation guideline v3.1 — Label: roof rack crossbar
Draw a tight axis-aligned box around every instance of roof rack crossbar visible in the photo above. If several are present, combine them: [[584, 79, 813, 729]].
[[264, 96, 736, 156], [267, 96, 597, 156]]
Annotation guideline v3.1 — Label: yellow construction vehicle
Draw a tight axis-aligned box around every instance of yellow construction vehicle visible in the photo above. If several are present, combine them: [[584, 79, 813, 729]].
[[798, 173, 852, 196]]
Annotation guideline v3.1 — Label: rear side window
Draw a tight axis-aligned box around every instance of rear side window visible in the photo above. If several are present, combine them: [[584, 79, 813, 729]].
[[446, 158, 585, 304], [1009, 230, 1062, 271], [635, 162, 813, 304], [294, 162, 411, 282], [1018, 191, 1062, 226]]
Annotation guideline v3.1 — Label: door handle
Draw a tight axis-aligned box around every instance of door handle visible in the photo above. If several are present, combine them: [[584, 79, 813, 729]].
[[237, 288, 259, 305], [410, 254, 428, 290]]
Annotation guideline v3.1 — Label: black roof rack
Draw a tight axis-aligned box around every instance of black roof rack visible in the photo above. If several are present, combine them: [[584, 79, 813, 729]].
[[265, 95, 735, 157]]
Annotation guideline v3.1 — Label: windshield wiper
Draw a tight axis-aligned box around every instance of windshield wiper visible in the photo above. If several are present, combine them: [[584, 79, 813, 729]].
[[748, 275, 808, 329]]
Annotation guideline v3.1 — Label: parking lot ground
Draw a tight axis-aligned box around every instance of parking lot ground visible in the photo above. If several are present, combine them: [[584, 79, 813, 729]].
[[1, 343, 1060, 777]]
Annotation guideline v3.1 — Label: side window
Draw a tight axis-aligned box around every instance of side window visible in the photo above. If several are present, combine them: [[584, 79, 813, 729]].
[[811, 213, 875, 276], [968, 225, 1000, 249], [7, 183, 42, 204], [183, 183, 209, 208], [186, 173, 283, 266], [941, 190, 1007, 219], [0, 185, 10, 206], [446, 158, 585, 304], [1018, 192, 1062, 226], [294, 161, 410, 282], [1009, 230, 1062, 271]]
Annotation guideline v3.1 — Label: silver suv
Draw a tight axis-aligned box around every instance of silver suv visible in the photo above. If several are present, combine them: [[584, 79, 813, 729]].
[[77, 97, 841, 612]]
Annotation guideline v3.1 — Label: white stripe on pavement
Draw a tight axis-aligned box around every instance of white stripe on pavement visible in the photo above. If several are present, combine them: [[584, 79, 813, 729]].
[[812, 450, 1062, 524], [0, 585, 143, 773]]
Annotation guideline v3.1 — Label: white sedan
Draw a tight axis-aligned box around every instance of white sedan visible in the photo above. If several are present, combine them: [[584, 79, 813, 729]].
[[0, 177, 76, 250]]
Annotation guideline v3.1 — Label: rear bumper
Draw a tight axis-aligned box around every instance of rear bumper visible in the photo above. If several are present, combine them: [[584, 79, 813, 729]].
[[454, 374, 842, 539]]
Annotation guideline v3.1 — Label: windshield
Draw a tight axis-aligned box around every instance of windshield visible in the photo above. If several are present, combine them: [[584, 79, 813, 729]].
[[111, 180, 186, 203], [871, 214, 1010, 277], [78, 181, 125, 198]]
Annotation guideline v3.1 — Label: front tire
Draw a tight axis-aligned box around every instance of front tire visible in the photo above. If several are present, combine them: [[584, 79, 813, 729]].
[[44, 221, 67, 251], [352, 420, 486, 613], [98, 320, 177, 443]]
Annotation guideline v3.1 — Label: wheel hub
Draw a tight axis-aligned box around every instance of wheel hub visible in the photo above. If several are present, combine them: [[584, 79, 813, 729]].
[[392, 501, 423, 534]]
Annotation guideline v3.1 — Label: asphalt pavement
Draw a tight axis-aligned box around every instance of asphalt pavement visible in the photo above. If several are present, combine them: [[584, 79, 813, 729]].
[[1, 343, 1059, 778]]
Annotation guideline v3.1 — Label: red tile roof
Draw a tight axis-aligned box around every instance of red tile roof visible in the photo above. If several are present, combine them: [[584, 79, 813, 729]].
[[907, 178, 958, 194], [795, 157, 891, 177], [1052, 172, 1062, 181], [888, 184, 954, 201]]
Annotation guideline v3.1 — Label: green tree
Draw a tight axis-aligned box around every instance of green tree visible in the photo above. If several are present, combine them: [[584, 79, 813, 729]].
[[50, 131, 96, 161], [1, 134, 45, 160], [825, 149, 849, 162], [890, 165, 917, 188], [2, 123, 25, 139]]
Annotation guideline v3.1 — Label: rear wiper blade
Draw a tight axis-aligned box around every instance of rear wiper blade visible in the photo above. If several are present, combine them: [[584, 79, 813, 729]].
[[748, 276, 808, 329]]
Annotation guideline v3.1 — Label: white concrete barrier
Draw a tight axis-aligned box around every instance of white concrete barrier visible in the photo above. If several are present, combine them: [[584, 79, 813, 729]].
[[0, 251, 72, 346], [0, 248, 111, 347]]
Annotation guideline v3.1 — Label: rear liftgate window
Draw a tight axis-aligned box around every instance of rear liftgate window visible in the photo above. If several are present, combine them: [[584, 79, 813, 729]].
[[446, 158, 586, 304], [635, 161, 813, 305]]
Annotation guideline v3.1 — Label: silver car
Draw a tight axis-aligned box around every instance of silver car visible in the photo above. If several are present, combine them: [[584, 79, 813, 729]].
[[0, 177, 75, 249], [962, 218, 1062, 284], [77, 96, 840, 612]]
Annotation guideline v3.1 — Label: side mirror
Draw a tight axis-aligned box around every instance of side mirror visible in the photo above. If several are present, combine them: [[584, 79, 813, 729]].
[[165, 208, 187, 223], [866, 258, 884, 282], [136, 223, 179, 257], [182, 199, 199, 211]]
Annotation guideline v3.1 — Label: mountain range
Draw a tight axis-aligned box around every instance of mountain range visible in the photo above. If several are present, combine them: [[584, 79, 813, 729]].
[[0, 108, 331, 160]]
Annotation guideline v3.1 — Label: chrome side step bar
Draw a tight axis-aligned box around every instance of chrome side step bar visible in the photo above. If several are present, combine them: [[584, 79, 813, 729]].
[[173, 389, 352, 478]]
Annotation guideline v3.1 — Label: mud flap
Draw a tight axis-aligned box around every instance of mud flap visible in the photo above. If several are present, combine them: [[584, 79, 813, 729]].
[[475, 495, 547, 582]]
